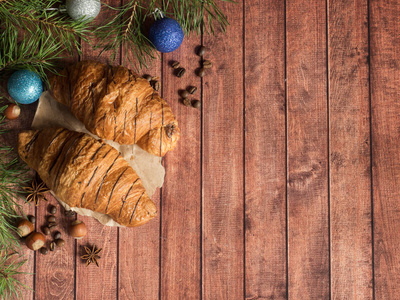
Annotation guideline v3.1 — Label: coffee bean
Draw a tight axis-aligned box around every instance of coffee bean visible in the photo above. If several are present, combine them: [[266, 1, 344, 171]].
[[143, 75, 152, 81], [180, 90, 189, 98], [188, 86, 198, 94], [48, 222, 57, 228], [171, 61, 180, 69], [197, 68, 205, 77], [64, 210, 75, 217], [197, 46, 207, 56], [192, 100, 201, 109], [203, 60, 212, 69], [54, 231, 61, 240], [153, 81, 160, 91], [39, 247, 48, 255], [183, 98, 191, 107], [28, 215, 35, 224], [43, 226, 50, 235], [55, 239, 65, 248], [176, 67, 186, 78], [47, 216, 56, 223], [50, 242, 56, 251], [49, 205, 57, 215]]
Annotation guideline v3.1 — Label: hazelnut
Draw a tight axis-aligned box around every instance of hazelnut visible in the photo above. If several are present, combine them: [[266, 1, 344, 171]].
[[26, 232, 45, 251], [4, 104, 20, 120], [16, 219, 34, 237], [69, 220, 87, 239]]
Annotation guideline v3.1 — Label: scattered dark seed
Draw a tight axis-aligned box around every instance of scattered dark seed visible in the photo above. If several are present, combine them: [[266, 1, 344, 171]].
[[176, 67, 186, 78], [153, 81, 160, 91], [192, 100, 201, 109], [54, 231, 61, 240], [143, 75, 152, 81], [183, 98, 192, 107], [171, 61, 180, 69], [64, 210, 76, 217], [197, 45, 207, 56], [203, 60, 212, 69], [50, 242, 56, 251], [28, 215, 35, 224], [48, 222, 57, 228], [49, 205, 57, 215], [197, 68, 205, 77], [39, 247, 48, 255], [188, 86, 198, 94], [55, 239, 65, 248], [180, 90, 189, 98], [43, 226, 50, 235], [47, 216, 56, 223]]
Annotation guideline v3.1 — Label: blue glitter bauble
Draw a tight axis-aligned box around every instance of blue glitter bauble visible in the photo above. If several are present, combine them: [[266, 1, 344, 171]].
[[149, 18, 184, 53], [7, 70, 43, 104]]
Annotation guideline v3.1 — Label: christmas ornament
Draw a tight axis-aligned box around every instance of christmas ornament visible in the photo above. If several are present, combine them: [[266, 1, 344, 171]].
[[7, 70, 43, 104], [66, 0, 101, 21], [149, 17, 184, 53]]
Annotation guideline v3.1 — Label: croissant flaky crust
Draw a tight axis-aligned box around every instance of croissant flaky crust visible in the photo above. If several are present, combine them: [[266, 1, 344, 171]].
[[49, 60, 180, 157], [18, 128, 157, 227]]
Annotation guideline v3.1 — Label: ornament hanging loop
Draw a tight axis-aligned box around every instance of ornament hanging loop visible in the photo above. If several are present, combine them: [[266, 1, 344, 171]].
[[152, 8, 165, 20]]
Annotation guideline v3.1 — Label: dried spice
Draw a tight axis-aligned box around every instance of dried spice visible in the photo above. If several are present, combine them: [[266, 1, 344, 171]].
[[23, 179, 50, 206], [81, 245, 102, 267]]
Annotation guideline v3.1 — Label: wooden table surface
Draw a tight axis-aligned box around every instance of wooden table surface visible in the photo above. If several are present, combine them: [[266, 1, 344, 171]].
[[4, 0, 400, 299]]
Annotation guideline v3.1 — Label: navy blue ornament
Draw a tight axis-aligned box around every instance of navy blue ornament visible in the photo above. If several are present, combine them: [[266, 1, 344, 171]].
[[7, 70, 43, 104], [149, 17, 184, 53]]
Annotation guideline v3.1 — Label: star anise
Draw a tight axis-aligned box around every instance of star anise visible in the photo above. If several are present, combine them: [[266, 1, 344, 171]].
[[81, 245, 102, 267], [23, 179, 50, 206]]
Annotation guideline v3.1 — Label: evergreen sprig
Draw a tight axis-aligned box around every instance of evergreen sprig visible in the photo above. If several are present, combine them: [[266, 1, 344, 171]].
[[0, 105, 30, 299], [0, 0, 92, 55], [0, 253, 30, 300], [95, 0, 232, 69]]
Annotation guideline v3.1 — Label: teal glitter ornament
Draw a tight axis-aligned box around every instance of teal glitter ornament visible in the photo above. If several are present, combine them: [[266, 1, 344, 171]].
[[7, 70, 43, 104], [66, 0, 101, 21]]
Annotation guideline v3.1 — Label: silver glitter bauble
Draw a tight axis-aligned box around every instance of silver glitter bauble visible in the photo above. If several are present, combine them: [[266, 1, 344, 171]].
[[66, 0, 101, 21]]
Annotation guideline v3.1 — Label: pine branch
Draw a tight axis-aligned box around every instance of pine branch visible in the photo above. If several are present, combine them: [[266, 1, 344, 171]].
[[0, 253, 31, 300], [0, 0, 93, 55]]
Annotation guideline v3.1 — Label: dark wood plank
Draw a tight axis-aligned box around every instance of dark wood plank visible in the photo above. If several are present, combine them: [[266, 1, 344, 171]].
[[370, 0, 400, 298], [244, 0, 287, 299], [202, 1, 244, 298], [328, 0, 373, 298], [75, 1, 120, 299], [160, 35, 202, 299], [118, 41, 161, 299], [286, 0, 329, 298], [35, 194, 75, 300]]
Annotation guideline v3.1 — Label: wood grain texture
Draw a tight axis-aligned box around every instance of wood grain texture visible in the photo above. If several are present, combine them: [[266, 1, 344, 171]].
[[370, 0, 400, 298], [160, 35, 202, 300], [35, 194, 75, 300], [244, 0, 287, 299], [14, 199, 36, 300], [74, 1, 119, 299], [202, 1, 244, 299], [328, 0, 373, 299], [118, 41, 161, 299], [286, 0, 329, 298]]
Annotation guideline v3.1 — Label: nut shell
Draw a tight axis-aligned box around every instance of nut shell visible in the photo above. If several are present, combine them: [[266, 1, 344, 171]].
[[4, 104, 20, 120], [17, 219, 34, 237], [70, 220, 87, 239], [26, 232, 45, 251]]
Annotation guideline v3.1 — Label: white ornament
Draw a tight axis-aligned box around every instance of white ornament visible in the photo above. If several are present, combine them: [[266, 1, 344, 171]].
[[66, 0, 101, 21]]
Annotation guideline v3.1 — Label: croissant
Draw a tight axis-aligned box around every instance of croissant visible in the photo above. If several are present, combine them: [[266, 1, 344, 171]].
[[18, 127, 157, 227], [49, 60, 180, 157]]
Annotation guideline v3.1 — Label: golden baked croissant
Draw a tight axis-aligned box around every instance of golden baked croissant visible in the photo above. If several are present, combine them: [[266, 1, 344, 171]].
[[18, 127, 157, 227], [49, 60, 180, 157]]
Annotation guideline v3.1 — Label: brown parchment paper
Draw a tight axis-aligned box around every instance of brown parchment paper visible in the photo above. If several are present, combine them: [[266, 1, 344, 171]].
[[31, 91, 165, 227]]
